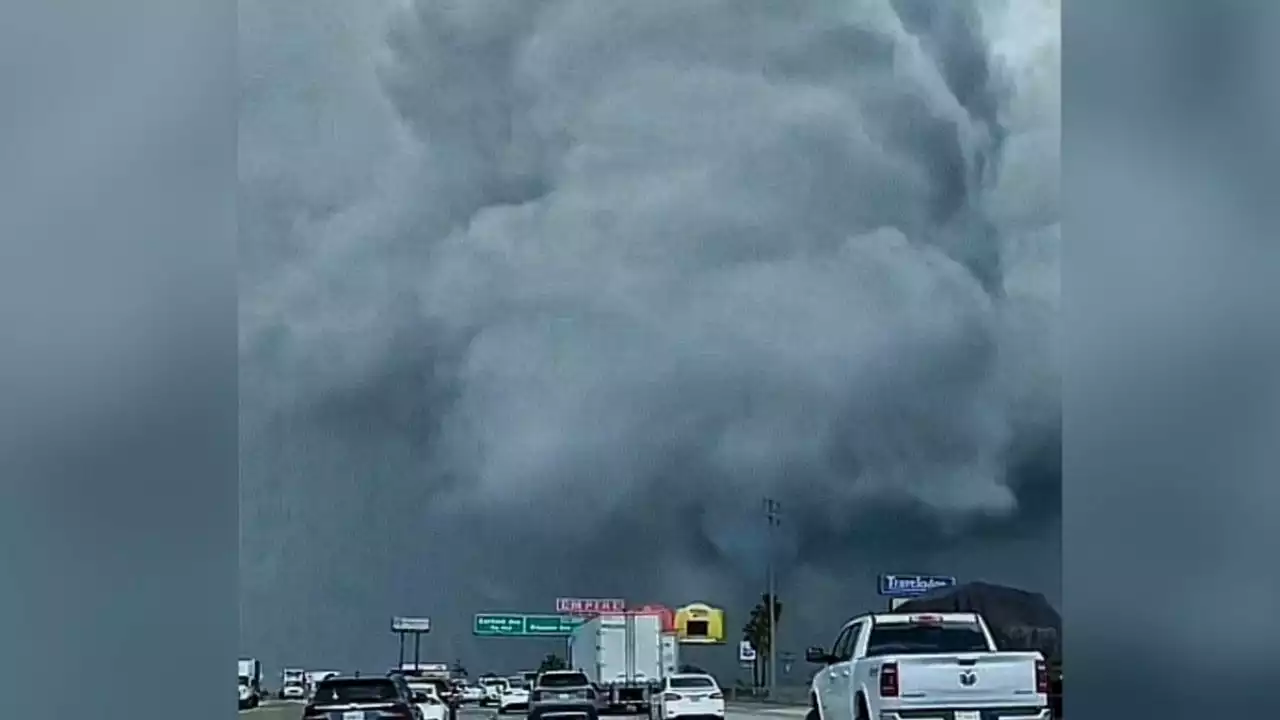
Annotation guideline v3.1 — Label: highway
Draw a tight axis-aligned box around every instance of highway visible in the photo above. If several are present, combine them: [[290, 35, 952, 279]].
[[239, 701, 808, 720]]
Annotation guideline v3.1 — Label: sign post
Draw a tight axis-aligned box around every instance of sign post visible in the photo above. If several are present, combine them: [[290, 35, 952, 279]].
[[738, 640, 758, 688], [391, 617, 432, 669]]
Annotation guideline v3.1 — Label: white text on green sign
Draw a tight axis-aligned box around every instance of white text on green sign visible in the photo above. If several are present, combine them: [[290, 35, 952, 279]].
[[473, 614, 585, 636]]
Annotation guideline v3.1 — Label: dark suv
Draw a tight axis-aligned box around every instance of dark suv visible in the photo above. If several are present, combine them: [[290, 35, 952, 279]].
[[304, 676, 425, 720], [529, 670, 598, 720]]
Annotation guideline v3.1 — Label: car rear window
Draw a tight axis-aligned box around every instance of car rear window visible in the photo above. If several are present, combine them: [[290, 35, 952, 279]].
[[865, 621, 991, 656], [314, 679, 401, 703], [538, 673, 589, 688], [669, 677, 716, 689]]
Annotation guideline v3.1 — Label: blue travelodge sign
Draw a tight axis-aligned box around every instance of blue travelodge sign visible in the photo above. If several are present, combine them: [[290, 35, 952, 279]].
[[878, 574, 957, 597]]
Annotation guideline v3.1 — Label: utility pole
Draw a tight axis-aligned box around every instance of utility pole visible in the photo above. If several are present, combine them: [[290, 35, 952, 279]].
[[763, 497, 781, 699]]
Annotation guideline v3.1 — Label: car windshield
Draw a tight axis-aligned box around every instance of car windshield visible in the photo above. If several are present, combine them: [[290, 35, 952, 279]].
[[506, 678, 527, 689], [669, 677, 716, 689], [865, 621, 991, 656], [538, 673, 588, 688], [313, 679, 401, 704]]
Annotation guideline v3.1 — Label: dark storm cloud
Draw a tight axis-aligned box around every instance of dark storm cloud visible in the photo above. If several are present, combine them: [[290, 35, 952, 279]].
[[239, 0, 1059, 674]]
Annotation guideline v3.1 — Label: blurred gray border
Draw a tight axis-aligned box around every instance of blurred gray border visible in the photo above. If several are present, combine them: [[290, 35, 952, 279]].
[[0, 1, 237, 720], [1065, 1, 1280, 719]]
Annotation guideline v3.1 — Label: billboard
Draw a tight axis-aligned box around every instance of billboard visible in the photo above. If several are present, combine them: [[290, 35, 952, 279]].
[[391, 616, 432, 632], [673, 603, 725, 644]]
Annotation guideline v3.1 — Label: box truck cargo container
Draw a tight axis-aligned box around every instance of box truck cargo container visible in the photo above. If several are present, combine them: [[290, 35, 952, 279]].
[[569, 613, 665, 713]]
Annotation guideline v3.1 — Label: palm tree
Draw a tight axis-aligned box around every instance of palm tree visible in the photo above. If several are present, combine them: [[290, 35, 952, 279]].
[[741, 593, 782, 688]]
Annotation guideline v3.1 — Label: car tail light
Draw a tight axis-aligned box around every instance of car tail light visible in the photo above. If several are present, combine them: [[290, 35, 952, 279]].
[[879, 662, 899, 697], [663, 693, 682, 701], [709, 692, 723, 700], [1035, 659, 1048, 694]]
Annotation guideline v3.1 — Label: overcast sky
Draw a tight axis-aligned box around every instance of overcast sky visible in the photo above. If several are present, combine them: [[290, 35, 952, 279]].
[[238, 0, 1060, 679]]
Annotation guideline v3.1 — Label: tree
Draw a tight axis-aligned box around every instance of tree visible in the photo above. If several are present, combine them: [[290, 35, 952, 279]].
[[741, 592, 782, 689], [538, 653, 568, 672]]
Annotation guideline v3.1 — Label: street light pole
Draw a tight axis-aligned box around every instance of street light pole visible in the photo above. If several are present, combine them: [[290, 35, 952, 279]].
[[763, 497, 781, 699]]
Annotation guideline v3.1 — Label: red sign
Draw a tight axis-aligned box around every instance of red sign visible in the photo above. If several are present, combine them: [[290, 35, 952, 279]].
[[635, 604, 676, 632], [555, 597, 626, 614]]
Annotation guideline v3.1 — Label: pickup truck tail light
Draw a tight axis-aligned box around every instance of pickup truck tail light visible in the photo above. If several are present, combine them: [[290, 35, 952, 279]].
[[878, 662, 899, 697], [1035, 659, 1048, 694]]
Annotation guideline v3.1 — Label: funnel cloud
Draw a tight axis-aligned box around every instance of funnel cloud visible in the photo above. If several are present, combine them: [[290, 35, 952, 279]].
[[240, 0, 1060, 674]]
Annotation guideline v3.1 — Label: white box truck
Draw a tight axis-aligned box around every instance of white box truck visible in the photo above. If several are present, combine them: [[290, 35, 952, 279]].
[[237, 658, 262, 708], [569, 613, 665, 714]]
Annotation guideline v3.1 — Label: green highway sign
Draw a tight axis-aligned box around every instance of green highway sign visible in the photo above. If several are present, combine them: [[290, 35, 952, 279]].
[[473, 613, 586, 637]]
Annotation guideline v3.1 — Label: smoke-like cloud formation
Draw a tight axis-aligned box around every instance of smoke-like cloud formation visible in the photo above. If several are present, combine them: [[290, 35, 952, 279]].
[[239, 0, 1059, 674]]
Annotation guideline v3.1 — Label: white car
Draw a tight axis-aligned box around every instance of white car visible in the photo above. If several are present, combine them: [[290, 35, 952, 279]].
[[458, 684, 484, 703], [498, 682, 530, 714], [806, 612, 1049, 720], [410, 683, 447, 720], [480, 679, 508, 706], [655, 674, 724, 720]]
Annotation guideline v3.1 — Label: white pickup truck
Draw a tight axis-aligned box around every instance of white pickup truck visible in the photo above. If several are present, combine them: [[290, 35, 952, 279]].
[[805, 612, 1049, 720]]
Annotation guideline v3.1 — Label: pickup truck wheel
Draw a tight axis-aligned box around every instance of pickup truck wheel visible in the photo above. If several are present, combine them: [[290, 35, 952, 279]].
[[854, 695, 869, 720]]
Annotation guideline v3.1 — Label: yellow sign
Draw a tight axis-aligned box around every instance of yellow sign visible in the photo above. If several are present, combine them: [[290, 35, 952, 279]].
[[674, 603, 725, 644]]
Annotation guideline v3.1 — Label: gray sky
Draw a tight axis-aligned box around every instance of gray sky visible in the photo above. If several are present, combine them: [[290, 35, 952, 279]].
[[238, 0, 1059, 679]]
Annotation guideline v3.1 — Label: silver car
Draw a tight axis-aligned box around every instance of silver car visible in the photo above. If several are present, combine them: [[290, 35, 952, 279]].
[[529, 671, 598, 720]]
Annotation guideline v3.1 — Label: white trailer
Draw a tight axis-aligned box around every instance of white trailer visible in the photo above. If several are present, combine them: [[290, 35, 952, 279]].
[[304, 669, 339, 693], [569, 613, 664, 713]]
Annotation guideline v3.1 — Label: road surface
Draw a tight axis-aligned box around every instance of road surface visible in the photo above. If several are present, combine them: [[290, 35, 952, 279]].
[[240, 701, 808, 720]]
